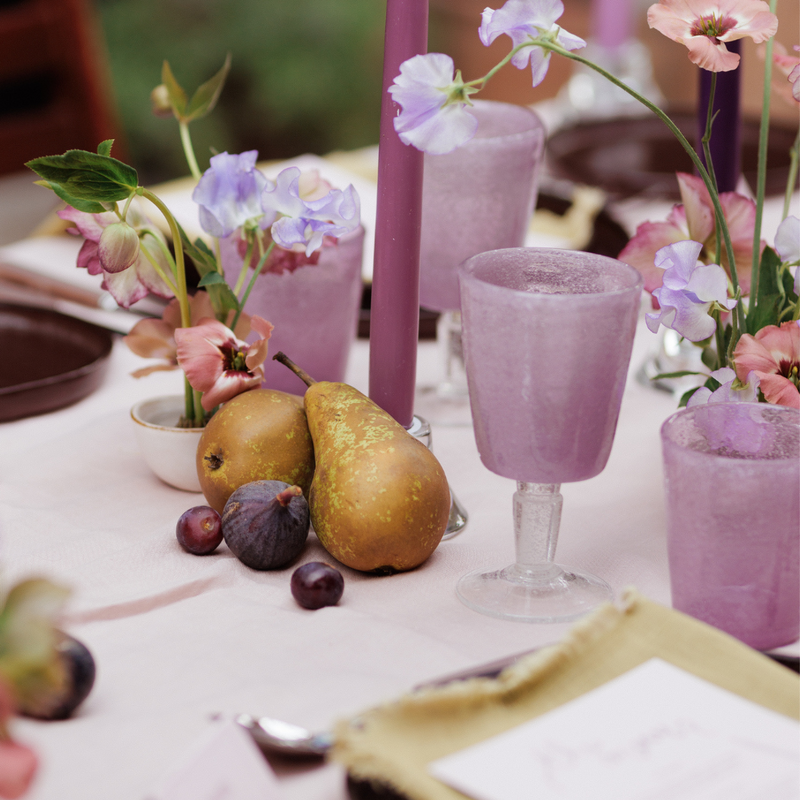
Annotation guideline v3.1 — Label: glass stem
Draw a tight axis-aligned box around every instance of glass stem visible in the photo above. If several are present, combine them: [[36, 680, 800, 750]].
[[513, 482, 562, 572], [437, 310, 468, 397]]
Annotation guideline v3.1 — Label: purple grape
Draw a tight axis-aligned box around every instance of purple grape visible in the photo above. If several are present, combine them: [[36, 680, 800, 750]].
[[291, 562, 344, 609], [176, 506, 223, 555]]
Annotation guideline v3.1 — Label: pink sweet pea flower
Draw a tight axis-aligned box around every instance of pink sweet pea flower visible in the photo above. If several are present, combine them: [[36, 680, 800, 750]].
[[479, 0, 586, 86], [733, 321, 800, 408], [618, 172, 759, 300], [59, 204, 174, 308], [175, 316, 274, 411], [647, 0, 778, 72], [645, 240, 737, 341], [766, 43, 800, 104]]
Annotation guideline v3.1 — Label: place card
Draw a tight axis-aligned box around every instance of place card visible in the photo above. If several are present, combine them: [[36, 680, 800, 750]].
[[429, 658, 799, 800], [146, 719, 283, 800]]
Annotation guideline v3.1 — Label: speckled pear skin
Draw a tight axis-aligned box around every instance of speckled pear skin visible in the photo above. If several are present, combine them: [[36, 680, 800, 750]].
[[305, 382, 450, 573], [197, 389, 315, 514]]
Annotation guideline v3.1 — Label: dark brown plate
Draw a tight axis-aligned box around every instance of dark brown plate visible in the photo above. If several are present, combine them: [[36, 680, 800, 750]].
[[0, 303, 113, 422], [548, 111, 797, 201]]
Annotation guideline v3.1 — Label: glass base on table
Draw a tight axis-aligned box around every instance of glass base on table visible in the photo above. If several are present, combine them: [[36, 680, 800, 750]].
[[456, 562, 613, 623]]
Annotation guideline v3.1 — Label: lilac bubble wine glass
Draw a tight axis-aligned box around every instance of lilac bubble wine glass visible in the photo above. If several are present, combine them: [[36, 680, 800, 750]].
[[457, 248, 642, 622], [416, 100, 545, 425]]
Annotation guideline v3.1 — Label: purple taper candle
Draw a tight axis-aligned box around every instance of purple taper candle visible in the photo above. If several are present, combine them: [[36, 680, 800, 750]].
[[591, 0, 633, 49], [698, 41, 741, 193], [369, 0, 428, 428]]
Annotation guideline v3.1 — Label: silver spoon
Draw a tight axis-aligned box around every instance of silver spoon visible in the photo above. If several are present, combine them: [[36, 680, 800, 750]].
[[235, 713, 333, 757]]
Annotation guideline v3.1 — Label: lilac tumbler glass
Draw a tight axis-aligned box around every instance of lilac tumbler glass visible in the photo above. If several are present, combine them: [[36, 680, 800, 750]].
[[457, 248, 642, 622], [222, 226, 364, 395], [661, 403, 800, 650]]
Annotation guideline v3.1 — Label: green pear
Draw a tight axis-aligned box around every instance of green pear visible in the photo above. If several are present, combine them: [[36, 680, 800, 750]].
[[274, 353, 450, 573]]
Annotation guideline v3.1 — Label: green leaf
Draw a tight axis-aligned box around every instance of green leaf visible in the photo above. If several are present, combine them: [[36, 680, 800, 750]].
[[756, 246, 781, 299], [678, 387, 698, 408], [97, 139, 114, 157], [26, 150, 138, 202], [34, 180, 107, 213], [206, 282, 240, 315], [197, 272, 226, 287], [185, 53, 231, 122], [746, 294, 781, 334], [161, 60, 188, 118], [650, 370, 704, 380], [701, 346, 719, 371]]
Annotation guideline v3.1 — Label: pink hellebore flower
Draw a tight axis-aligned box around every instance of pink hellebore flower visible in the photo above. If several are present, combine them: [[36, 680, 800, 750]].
[[124, 291, 252, 378], [59, 204, 174, 308], [619, 172, 758, 299], [687, 366, 760, 406], [174, 316, 274, 411], [479, 0, 586, 87], [645, 240, 737, 342], [647, 0, 778, 72], [733, 321, 800, 409]]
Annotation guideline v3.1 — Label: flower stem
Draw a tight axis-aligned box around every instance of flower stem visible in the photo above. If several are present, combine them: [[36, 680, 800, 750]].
[[749, 0, 777, 315], [536, 40, 745, 337], [179, 122, 203, 182], [784, 130, 799, 221], [232, 235, 255, 296], [701, 74, 723, 268], [231, 241, 275, 330]]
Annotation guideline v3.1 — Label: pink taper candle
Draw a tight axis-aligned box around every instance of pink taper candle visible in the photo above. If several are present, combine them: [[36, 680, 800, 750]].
[[369, 0, 429, 428], [591, 0, 632, 49]]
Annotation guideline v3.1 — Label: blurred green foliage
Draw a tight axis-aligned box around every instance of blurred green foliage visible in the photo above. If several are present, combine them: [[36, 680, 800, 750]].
[[97, 0, 388, 183]]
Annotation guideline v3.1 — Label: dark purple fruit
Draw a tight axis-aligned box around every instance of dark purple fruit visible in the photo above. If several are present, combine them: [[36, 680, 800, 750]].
[[19, 632, 96, 720], [291, 562, 344, 609], [176, 506, 223, 554], [222, 480, 310, 570]]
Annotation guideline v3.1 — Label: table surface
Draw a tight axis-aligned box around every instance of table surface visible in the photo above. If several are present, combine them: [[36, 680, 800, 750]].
[[2, 311, 794, 799], [1, 147, 798, 798]]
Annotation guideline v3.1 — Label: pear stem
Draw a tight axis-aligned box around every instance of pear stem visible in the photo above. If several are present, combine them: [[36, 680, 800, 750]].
[[273, 351, 317, 386]]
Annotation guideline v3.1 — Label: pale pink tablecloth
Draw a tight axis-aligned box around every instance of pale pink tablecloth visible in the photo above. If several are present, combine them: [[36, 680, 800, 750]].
[[6, 308, 792, 800]]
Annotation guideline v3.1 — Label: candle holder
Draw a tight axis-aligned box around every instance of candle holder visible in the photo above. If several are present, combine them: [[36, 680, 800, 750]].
[[407, 414, 468, 541]]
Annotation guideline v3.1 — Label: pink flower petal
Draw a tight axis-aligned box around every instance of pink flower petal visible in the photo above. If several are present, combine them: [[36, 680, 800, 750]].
[[76, 240, 102, 276], [677, 173, 714, 243], [757, 373, 800, 408], [200, 370, 263, 411], [123, 318, 176, 360], [755, 320, 800, 366], [618, 220, 687, 293], [0, 740, 38, 799], [685, 36, 740, 71]]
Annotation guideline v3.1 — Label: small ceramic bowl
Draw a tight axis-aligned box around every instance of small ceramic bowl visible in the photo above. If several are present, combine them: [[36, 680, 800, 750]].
[[130, 395, 204, 493]]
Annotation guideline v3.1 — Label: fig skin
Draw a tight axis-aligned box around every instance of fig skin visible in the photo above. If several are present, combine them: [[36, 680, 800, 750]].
[[222, 480, 310, 570], [197, 389, 314, 515]]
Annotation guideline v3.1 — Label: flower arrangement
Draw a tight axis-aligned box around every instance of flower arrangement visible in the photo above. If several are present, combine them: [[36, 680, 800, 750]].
[[389, 0, 799, 410], [25, 58, 361, 427]]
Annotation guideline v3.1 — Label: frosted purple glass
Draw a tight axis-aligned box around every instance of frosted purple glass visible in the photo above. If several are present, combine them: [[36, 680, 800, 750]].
[[661, 403, 800, 650], [459, 248, 642, 483], [419, 101, 545, 313], [222, 227, 364, 395]]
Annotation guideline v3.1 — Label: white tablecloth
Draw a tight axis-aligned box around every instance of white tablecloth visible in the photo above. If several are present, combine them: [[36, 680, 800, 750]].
[[5, 308, 779, 799]]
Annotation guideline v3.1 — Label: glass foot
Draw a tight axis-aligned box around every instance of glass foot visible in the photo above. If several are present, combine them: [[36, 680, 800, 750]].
[[456, 563, 613, 623]]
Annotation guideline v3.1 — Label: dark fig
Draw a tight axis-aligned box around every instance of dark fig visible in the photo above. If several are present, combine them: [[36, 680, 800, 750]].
[[19, 632, 96, 721], [222, 480, 310, 570]]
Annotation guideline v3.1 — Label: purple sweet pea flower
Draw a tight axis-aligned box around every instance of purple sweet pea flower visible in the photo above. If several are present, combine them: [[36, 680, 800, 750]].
[[645, 240, 737, 342], [687, 367, 760, 407], [479, 0, 586, 87], [260, 167, 361, 256], [388, 53, 480, 155], [774, 215, 800, 295], [193, 150, 268, 238]]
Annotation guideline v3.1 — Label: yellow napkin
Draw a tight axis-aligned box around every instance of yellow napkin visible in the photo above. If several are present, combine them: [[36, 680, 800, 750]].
[[332, 589, 799, 800]]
